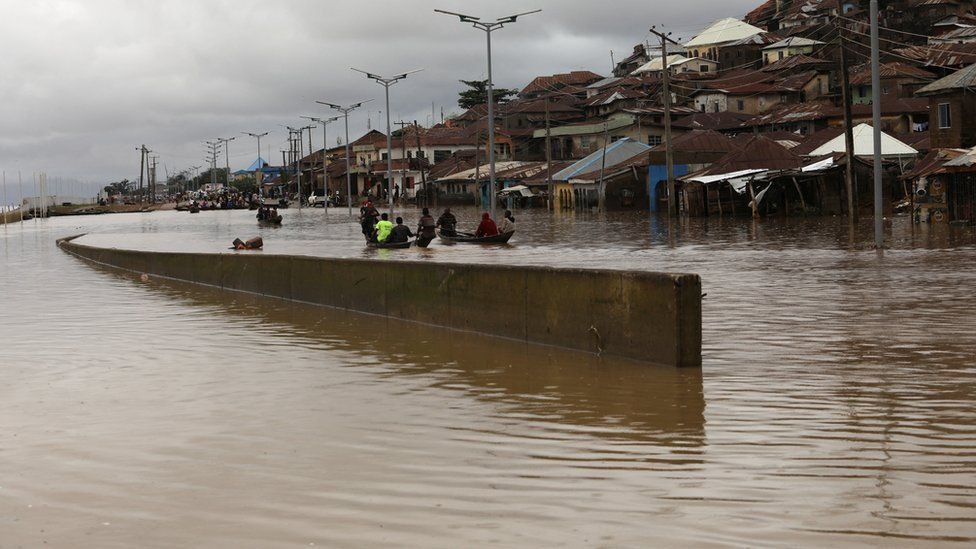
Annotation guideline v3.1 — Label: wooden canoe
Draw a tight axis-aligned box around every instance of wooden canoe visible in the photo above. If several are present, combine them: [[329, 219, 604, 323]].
[[438, 230, 514, 244]]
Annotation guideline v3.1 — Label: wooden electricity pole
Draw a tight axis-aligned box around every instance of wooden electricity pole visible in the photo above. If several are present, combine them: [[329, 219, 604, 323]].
[[545, 97, 553, 211], [839, 34, 857, 221], [413, 120, 428, 208], [649, 26, 680, 217]]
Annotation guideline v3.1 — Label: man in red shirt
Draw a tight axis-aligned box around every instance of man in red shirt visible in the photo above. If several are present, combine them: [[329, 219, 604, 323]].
[[475, 212, 499, 237]]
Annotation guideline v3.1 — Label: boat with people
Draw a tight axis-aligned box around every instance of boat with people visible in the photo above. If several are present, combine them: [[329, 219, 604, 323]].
[[256, 205, 282, 225], [365, 239, 411, 249], [438, 230, 515, 244]]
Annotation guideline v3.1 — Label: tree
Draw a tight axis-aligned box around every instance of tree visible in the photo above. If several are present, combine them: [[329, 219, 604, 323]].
[[458, 79, 517, 110], [103, 179, 132, 196]]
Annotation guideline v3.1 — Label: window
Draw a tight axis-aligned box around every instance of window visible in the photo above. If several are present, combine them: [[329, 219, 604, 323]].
[[938, 103, 952, 129], [713, 101, 720, 113], [737, 100, 745, 111], [581, 135, 591, 148], [433, 150, 451, 163], [778, 51, 784, 60], [700, 64, 709, 73], [648, 135, 663, 146], [381, 152, 388, 160]]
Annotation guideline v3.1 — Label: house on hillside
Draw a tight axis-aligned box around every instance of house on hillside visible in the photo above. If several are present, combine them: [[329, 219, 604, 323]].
[[718, 33, 782, 71], [519, 71, 603, 100], [762, 37, 824, 64], [684, 18, 766, 61], [630, 55, 719, 78], [916, 63, 976, 148], [850, 62, 937, 104], [613, 44, 650, 77]]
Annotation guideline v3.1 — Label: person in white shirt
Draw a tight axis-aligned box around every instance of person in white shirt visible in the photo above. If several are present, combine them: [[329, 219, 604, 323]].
[[497, 210, 516, 234]]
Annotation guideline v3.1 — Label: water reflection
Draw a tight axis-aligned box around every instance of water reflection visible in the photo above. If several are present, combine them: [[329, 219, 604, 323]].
[[92, 263, 707, 449]]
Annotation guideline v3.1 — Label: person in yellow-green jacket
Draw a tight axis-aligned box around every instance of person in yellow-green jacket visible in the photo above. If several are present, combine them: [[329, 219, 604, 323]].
[[373, 212, 394, 243]]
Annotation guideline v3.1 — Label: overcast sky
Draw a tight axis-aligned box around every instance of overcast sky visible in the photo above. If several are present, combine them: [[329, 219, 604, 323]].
[[0, 0, 758, 196]]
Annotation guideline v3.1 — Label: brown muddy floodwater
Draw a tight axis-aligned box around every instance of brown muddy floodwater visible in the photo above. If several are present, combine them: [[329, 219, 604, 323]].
[[2, 206, 976, 548]]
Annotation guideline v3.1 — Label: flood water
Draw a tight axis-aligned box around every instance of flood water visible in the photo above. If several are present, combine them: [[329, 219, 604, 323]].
[[2, 206, 976, 547]]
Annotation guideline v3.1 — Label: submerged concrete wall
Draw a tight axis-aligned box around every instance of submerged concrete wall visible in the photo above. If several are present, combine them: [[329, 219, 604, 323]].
[[58, 236, 702, 367]]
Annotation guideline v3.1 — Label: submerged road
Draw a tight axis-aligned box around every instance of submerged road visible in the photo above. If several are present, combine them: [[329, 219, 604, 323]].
[[2, 207, 975, 547]]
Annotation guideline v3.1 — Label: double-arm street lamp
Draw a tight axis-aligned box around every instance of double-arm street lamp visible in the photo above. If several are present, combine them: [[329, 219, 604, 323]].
[[242, 131, 269, 197], [435, 8, 540, 219], [351, 68, 422, 217], [301, 115, 341, 214], [315, 99, 372, 215]]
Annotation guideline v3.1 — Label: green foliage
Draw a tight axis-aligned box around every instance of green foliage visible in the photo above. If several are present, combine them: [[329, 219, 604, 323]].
[[458, 79, 517, 110], [103, 179, 132, 195]]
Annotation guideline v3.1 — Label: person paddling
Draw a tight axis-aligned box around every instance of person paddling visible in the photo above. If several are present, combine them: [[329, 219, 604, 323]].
[[417, 208, 437, 247], [475, 212, 499, 238], [436, 208, 457, 237], [389, 217, 415, 243]]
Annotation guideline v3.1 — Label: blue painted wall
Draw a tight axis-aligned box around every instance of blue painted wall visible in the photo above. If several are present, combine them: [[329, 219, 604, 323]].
[[647, 164, 690, 212]]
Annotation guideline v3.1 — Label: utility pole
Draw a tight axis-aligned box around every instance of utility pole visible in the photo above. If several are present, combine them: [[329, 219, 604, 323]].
[[149, 155, 158, 204], [395, 120, 411, 203], [205, 140, 221, 191], [136, 145, 147, 203], [545, 96, 553, 211], [413, 120, 428, 207], [870, 0, 884, 249], [649, 25, 679, 217], [839, 34, 857, 221], [219, 136, 236, 188]]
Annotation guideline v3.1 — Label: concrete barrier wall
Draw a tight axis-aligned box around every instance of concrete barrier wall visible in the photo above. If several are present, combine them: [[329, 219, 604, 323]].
[[58, 236, 702, 367]]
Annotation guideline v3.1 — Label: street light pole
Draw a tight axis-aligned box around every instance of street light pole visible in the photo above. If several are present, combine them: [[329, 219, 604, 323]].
[[243, 131, 269, 198], [435, 8, 540, 219], [316, 99, 373, 216], [302, 115, 341, 215], [351, 68, 422, 217], [218, 136, 236, 188]]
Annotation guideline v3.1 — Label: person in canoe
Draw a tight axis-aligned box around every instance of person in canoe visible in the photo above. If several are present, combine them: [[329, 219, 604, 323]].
[[498, 210, 516, 234], [436, 208, 458, 237], [475, 212, 499, 238], [374, 212, 394, 243], [416, 208, 437, 247], [389, 217, 415, 244], [360, 200, 379, 239]]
